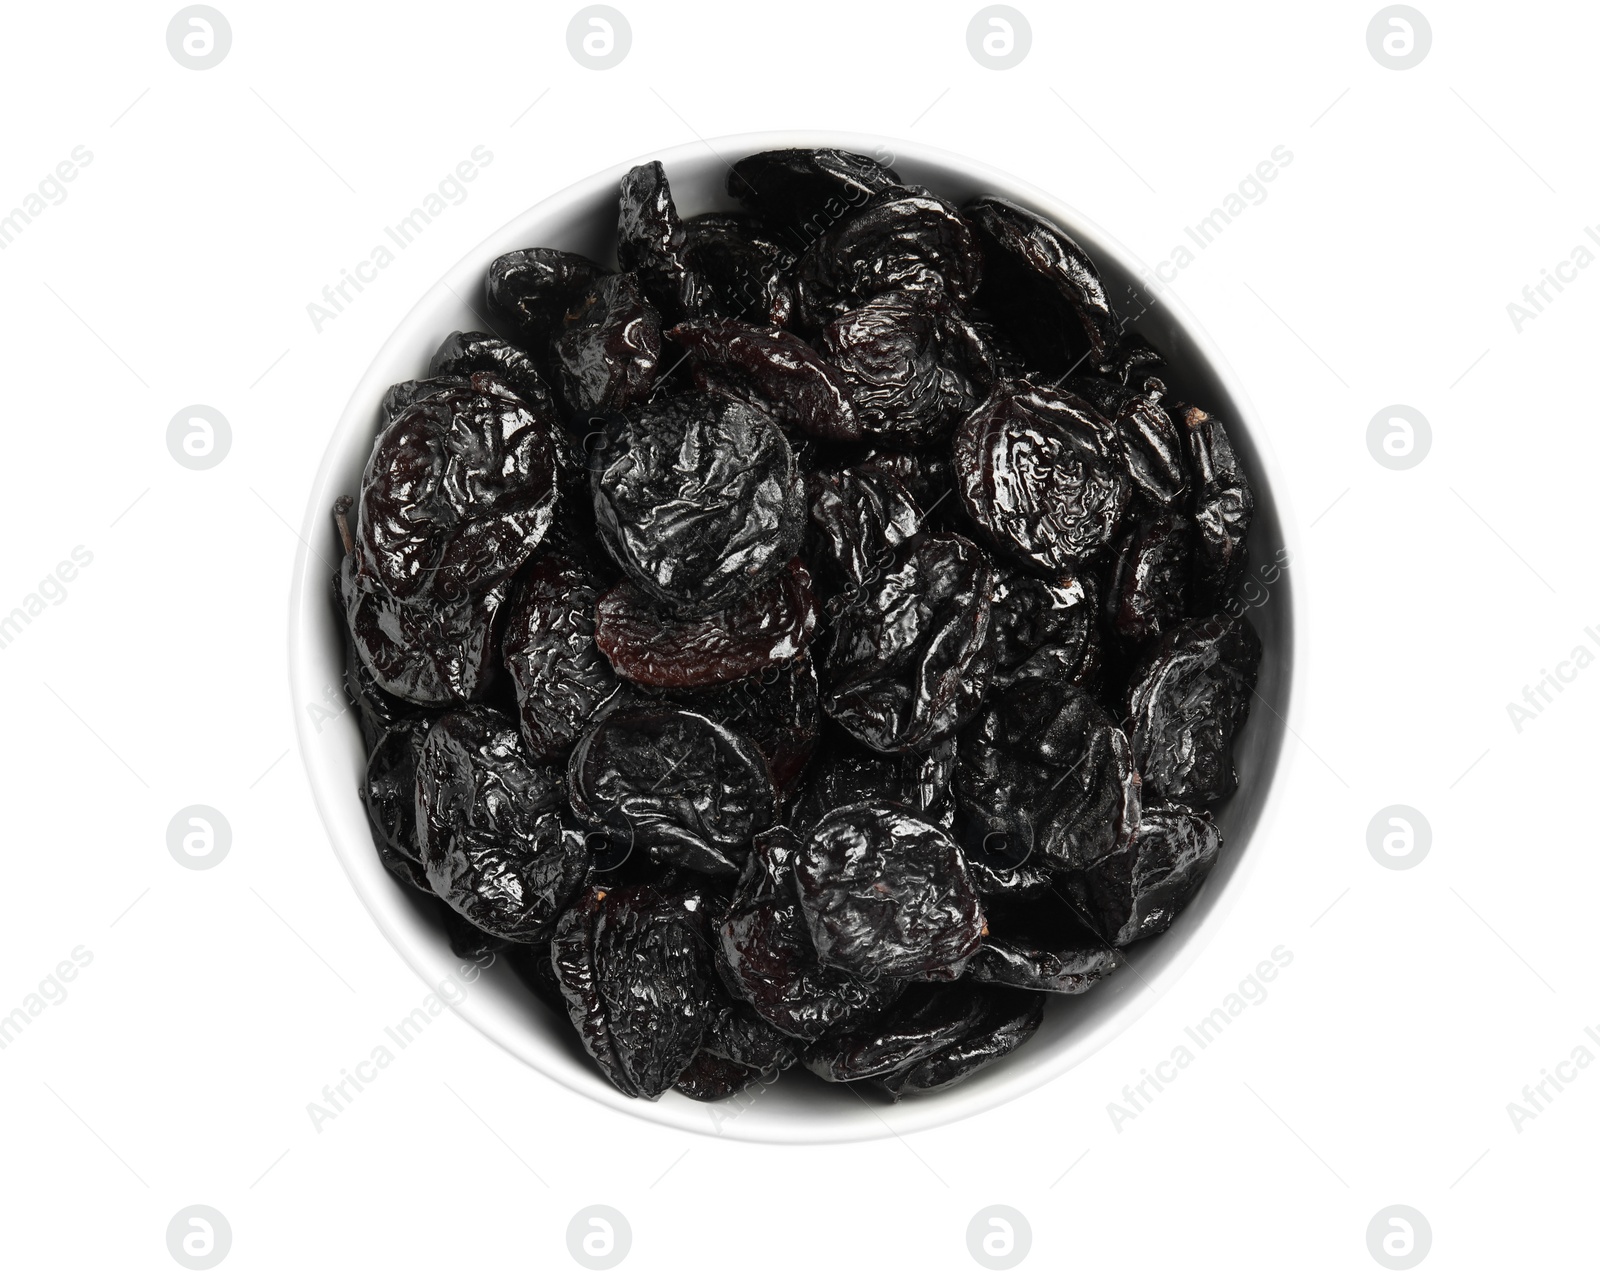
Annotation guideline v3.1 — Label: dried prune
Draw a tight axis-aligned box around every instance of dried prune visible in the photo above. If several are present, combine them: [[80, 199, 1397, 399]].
[[591, 392, 805, 614], [805, 464, 922, 600], [567, 705, 777, 879], [675, 982, 799, 1100], [552, 880, 714, 1099], [1069, 804, 1221, 946], [414, 706, 589, 942], [357, 373, 560, 604], [872, 988, 1046, 1100], [1177, 404, 1254, 604], [617, 162, 697, 323], [361, 715, 435, 893], [681, 213, 796, 327], [819, 291, 995, 446], [430, 330, 559, 420], [486, 246, 609, 355], [1126, 613, 1261, 804], [803, 982, 991, 1082], [822, 532, 994, 753], [1074, 375, 1186, 508], [551, 272, 662, 416], [1105, 513, 1193, 643], [955, 679, 1140, 876], [594, 559, 817, 689], [954, 381, 1131, 574], [794, 188, 982, 329], [670, 319, 859, 441], [788, 729, 955, 831], [967, 195, 1120, 373], [662, 658, 822, 796], [966, 904, 1122, 993], [988, 568, 1095, 689], [727, 147, 902, 253], [501, 555, 620, 761], [793, 804, 985, 981], [716, 826, 902, 1041]]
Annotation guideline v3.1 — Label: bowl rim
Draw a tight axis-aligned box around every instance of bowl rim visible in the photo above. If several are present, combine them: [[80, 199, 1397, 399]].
[[287, 127, 1302, 1144]]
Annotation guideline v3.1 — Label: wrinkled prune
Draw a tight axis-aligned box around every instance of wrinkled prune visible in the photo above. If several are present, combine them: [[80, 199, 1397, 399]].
[[1074, 375, 1186, 508], [794, 188, 982, 329], [362, 715, 435, 893], [806, 464, 922, 600], [819, 291, 995, 446], [1127, 613, 1261, 804], [803, 982, 991, 1082], [430, 330, 559, 420], [415, 706, 589, 942], [357, 373, 560, 604], [955, 381, 1131, 574], [594, 559, 817, 689], [553, 880, 714, 1099], [591, 392, 805, 614], [1069, 804, 1221, 946], [618, 162, 698, 323], [676, 981, 799, 1100], [955, 679, 1140, 876], [788, 729, 955, 831], [1177, 404, 1255, 604], [670, 319, 860, 441], [486, 247, 609, 355], [727, 147, 903, 253], [1105, 513, 1193, 643], [872, 987, 1046, 1099], [681, 214, 796, 327], [567, 705, 777, 879], [966, 904, 1122, 993], [967, 196, 1119, 373], [988, 568, 1095, 689], [552, 273, 662, 416], [502, 555, 621, 761], [794, 804, 985, 981], [822, 532, 995, 753], [663, 658, 822, 796]]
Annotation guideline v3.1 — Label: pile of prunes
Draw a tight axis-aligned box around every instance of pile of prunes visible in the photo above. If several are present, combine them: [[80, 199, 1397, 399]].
[[333, 148, 1263, 1103]]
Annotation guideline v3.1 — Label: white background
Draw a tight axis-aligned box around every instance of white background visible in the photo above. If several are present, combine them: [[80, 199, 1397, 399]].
[[2, 0, 1595, 1270]]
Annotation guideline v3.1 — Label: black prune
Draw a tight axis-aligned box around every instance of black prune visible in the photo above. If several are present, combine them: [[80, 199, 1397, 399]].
[[803, 982, 991, 1082], [501, 555, 621, 762], [716, 826, 902, 1041], [1104, 513, 1194, 644], [872, 987, 1046, 1100], [661, 658, 822, 796], [965, 904, 1122, 993], [551, 273, 662, 416], [361, 715, 435, 893], [486, 246, 609, 356], [552, 880, 714, 1099], [805, 464, 922, 601], [680, 213, 796, 327], [788, 729, 955, 832], [987, 567, 1095, 690], [357, 373, 560, 605], [430, 330, 560, 420], [967, 195, 1120, 374], [1177, 404, 1255, 604], [670, 319, 860, 441], [1074, 375, 1186, 508], [617, 162, 697, 323], [675, 981, 799, 1101], [793, 804, 985, 981], [819, 290, 995, 446], [794, 188, 982, 330], [591, 391, 805, 614], [566, 705, 777, 879], [1069, 804, 1221, 946], [414, 706, 590, 942], [1126, 613, 1261, 804], [954, 381, 1131, 574], [594, 559, 817, 689], [822, 532, 995, 753], [727, 147, 903, 254]]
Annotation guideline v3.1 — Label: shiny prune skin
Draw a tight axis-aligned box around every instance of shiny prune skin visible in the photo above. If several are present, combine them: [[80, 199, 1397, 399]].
[[594, 559, 817, 689], [966, 195, 1120, 374], [552, 272, 662, 416], [591, 392, 806, 615], [987, 567, 1095, 690], [793, 803, 985, 981], [954, 381, 1132, 575], [1177, 404, 1255, 605], [357, 373, 560, 605], [676, 981, 799, 1100], [1068, 803, 1221, 946], [340, 549, 507, 706], [716, 826, 903, 1041], [788, 729, 955, 831], [617, 162, 697, 323], [819, 290, 995, 446], [670, 319, 860, 441], [1105, 512, 1194, 644], [501, 555, 620, 762], [1126, 613, 1262, 805], [803, 982, 991, 1082], [362, 715, 435, 893], [429, 330, 559, 420], [486, 246, 608, 356], [727, 147, 903, 254], [822, 532, 995, 754], [955, 678, 1141, 877], [872, 987, 1046, 1100], [966, 903, 1122, 993], [553, 880, 714, 1100], [414, 706, 590, 943], [805, 464, 922, 601], [794, 187, 983, 330], [1073, 375, 1186, 508], [664, 658, 822, 797], [680, 213, 796, 327], [567, 705, 777, 879]]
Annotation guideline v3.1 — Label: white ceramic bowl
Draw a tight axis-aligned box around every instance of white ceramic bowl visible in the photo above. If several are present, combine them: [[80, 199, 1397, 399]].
[[289, 130, 1298, 1143]]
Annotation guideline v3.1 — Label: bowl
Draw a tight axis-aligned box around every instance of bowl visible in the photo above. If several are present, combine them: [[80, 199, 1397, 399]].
[[288, 130, 1298, 1144]]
